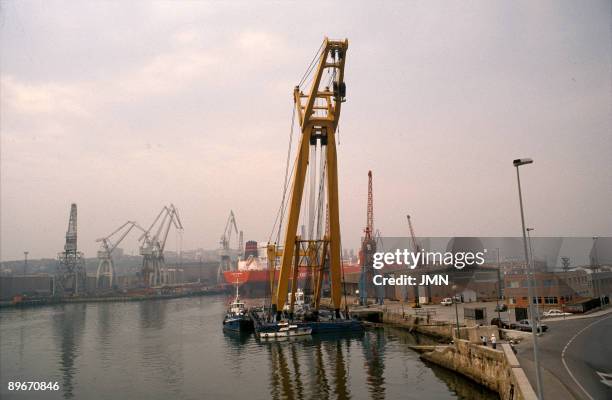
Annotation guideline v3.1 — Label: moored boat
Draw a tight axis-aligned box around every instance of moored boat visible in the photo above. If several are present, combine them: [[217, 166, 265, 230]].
[[222, 284, 254, 333], [258, 322, 312, 339]]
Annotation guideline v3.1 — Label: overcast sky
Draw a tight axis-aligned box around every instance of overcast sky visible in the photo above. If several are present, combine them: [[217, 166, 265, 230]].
[[1, 1, 611, 261]]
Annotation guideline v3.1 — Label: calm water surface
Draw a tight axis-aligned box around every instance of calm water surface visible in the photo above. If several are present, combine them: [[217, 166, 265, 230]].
[[0, 296, 498, 399]]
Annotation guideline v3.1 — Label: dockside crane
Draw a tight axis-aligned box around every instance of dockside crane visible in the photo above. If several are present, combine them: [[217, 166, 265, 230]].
[[96, 221, 144, 289], [359, 171, 378, 306], [139, 204, 183, 287], [270, 37, 349, 319], [218, 210, 241, 282], [56, 203, 87, 296], [406, 214, 429, 306]]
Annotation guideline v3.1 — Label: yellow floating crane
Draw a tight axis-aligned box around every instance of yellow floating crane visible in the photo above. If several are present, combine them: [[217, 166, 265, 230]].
[[271, 37, 349, 318]]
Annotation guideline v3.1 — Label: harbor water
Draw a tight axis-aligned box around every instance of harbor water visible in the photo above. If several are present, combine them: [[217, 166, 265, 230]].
[[0, 296, 497, 399]]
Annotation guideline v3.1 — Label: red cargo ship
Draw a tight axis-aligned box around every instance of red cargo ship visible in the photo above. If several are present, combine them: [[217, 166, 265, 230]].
[[223, 241, 360, 296]]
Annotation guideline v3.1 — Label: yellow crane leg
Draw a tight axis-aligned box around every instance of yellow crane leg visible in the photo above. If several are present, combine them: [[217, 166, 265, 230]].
[[289, 238, 300, 316], [313, 237, 328, 310], [267, 243, 277, 306], [326, 130, 342, 315], [273, 126, 311, 315]]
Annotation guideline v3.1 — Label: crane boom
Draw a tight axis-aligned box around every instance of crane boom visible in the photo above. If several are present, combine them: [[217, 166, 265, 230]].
[[406, 215, 419, 254], [96, 221, 138, 254], [160, 205, 183, 252], [365, 170, 373, 239], [140, 207, 167, 242], [406, 214, 424, 307], [96, 220, 143, 289]]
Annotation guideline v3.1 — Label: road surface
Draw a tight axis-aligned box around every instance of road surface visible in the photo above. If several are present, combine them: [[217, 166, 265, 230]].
[[516, 312, 612, 400]]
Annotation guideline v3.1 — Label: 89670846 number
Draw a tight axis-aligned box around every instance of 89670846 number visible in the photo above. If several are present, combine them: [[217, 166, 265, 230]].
[[7, 381, 60, 391]]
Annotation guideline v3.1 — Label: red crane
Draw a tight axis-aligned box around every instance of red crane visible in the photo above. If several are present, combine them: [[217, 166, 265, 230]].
[[360, 170, 379, 305], [365, 171, 373, 240]]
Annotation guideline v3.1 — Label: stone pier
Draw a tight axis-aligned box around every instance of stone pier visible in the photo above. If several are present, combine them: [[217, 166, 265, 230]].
[[420, 340, 537, 400]]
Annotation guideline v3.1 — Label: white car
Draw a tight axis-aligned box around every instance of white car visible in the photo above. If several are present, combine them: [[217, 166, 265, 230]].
[[440, 298, 453, 306], [543, 309, 572, 317]]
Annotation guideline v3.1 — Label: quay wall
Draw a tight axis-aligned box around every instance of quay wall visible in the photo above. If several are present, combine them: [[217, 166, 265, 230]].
[[379, 308, 537, 400], [421, 341, 537, 400]]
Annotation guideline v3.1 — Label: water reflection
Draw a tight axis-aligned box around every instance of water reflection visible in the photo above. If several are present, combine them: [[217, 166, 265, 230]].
[[223, 330, 254, 375], [427, 361, 498, 400], [363, 330, 386, 400], [328, 341, 350, 399], [96, 303, 115, 365], [259, 328, 497, 400], [137, 300, 185, 392], [264, 333, 356, 400], [139, 299, 167, 330], [52, 304, 87, 399]]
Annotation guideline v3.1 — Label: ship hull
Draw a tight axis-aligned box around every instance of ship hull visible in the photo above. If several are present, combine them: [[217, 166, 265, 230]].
[[222, 316, 254, 333], [223, 264, 361, 297]]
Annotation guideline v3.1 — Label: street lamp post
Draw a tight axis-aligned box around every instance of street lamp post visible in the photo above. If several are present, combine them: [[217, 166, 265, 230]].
[[496, 248, 502, 321], [23, 251, 29, 276], [452, 284, 460, 340], [592, 236, 602, 308], [526, 228, 541, 327], [513, 158, 544, 400]]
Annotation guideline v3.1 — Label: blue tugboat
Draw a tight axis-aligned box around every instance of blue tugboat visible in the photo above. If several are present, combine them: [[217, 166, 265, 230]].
[[222, 284, 254, 333]]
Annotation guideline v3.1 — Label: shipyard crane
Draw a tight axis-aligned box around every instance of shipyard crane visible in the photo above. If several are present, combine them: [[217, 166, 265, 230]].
[[56, 203, 87, 296], [96, 221, 144, 289], [218, 210, 241, 282], [407, 215, 420, 255], [139, 204, 183, 287], [269, 37, 349, 319], [406, 214, 428, 306], [359, 171, 378, 306]]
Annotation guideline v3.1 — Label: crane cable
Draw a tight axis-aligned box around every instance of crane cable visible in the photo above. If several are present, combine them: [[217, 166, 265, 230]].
[[269, 40, 325, 244], [298, 39, 325, 89], [268, 104, 297, 244]]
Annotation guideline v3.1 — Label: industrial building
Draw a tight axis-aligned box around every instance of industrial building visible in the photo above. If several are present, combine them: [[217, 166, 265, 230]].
[[504, 270, 592, 309]]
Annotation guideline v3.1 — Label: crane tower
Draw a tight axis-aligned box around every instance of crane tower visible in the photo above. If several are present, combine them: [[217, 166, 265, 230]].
[[55, 203, 87, 296], [218, 210, 240, 283]]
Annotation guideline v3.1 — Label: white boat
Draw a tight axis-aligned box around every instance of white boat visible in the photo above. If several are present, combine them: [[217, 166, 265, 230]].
[[282, 288, 308, 314], [258, 322, 312, 339]]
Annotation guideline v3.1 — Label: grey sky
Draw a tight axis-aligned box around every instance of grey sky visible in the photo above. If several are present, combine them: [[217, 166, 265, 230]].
[[1, 1, 611, 261]]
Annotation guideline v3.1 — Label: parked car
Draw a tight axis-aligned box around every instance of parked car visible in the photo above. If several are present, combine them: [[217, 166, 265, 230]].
[[494, 303, 508, 312], [515, 319, 548, 332], [440, 298, 453, 306], [542, 309, 572, 317], [490, 317, 512, 329]]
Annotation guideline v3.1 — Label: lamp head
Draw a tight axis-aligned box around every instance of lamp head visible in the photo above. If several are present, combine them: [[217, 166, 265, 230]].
[[513, 158, 533, 167]]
